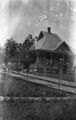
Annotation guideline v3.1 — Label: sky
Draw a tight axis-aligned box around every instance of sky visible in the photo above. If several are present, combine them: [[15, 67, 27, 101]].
[[0, 0, 76, 51]]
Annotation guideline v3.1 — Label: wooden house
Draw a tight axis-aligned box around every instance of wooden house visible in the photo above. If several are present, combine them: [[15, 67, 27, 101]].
[[30, 27, 74, 74]]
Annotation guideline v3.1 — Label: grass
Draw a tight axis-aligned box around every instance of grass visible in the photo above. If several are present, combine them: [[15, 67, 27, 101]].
[[0, 73, 69, 97], [6, 76, 67, 97], [30, 71, 75, 82], [2, 98, 76, 120], [0, 73, 76, 120]]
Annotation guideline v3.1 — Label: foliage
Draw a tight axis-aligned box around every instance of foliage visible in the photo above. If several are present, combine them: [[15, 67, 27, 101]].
[[23, 34, 35, 51], [4, 34, 35, 71]]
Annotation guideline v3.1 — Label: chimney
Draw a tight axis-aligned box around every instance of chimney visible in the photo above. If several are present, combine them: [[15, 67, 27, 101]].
[[47, 27, 51, 34]]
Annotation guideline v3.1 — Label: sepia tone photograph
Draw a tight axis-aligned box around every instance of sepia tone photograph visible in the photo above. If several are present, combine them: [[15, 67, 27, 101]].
[[0, 0, 76, 119]]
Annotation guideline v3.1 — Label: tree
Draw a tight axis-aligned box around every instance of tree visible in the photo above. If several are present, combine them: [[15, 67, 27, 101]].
[[4, 34, 35, 71], [22, 34, 35, 70], [23, 34, 35, 51], [4, 38, 18, 69]]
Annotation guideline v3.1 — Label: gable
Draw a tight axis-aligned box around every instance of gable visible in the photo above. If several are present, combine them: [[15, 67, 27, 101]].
[[56, 41, 73, 55], [37, 31, 43, 41]]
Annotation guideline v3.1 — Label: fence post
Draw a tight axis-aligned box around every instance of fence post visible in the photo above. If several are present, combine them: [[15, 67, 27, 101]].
[[59, 58, 63, 91]]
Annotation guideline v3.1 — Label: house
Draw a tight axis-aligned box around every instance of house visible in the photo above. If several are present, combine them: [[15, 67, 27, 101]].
[[30, 27, 74, 74]]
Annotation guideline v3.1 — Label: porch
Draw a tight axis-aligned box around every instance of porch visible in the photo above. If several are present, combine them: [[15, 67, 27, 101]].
[[36, 50, 74, 74]]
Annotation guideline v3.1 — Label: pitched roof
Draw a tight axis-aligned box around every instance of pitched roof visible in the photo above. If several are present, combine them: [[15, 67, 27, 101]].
[[35, 31, 62, 51], [55, 41, 74, 56]]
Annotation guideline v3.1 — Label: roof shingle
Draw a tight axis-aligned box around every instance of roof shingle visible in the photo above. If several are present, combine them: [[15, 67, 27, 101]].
[[35, 31, 62, 51]]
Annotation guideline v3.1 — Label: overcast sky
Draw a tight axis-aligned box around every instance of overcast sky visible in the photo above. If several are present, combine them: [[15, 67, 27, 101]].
[[0, 0, 76, 49]]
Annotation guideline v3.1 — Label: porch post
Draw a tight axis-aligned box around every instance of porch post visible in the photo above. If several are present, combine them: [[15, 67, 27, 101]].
[[75, 65, 76, 81], [50, 54, 53, 67], [50, 53, 53, 71], [44, 57, 46, 76], [44, 53, 46, 76], [36, 50, 39, 72]]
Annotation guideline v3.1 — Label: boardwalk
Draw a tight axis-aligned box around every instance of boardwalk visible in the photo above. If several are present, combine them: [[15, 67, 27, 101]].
[[2, 71, 76, 95]]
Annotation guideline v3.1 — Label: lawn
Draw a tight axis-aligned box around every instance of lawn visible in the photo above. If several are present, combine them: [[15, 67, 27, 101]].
[[2, 98, 76, 120], [0, 73, 70, 97], [30, 71, 75, 82], [0, 73, 76, 120], [6, 76, 68, 97]]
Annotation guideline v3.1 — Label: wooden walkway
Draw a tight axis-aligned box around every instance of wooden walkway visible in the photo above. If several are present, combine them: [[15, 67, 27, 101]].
[[2, 71, 76, 95]]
